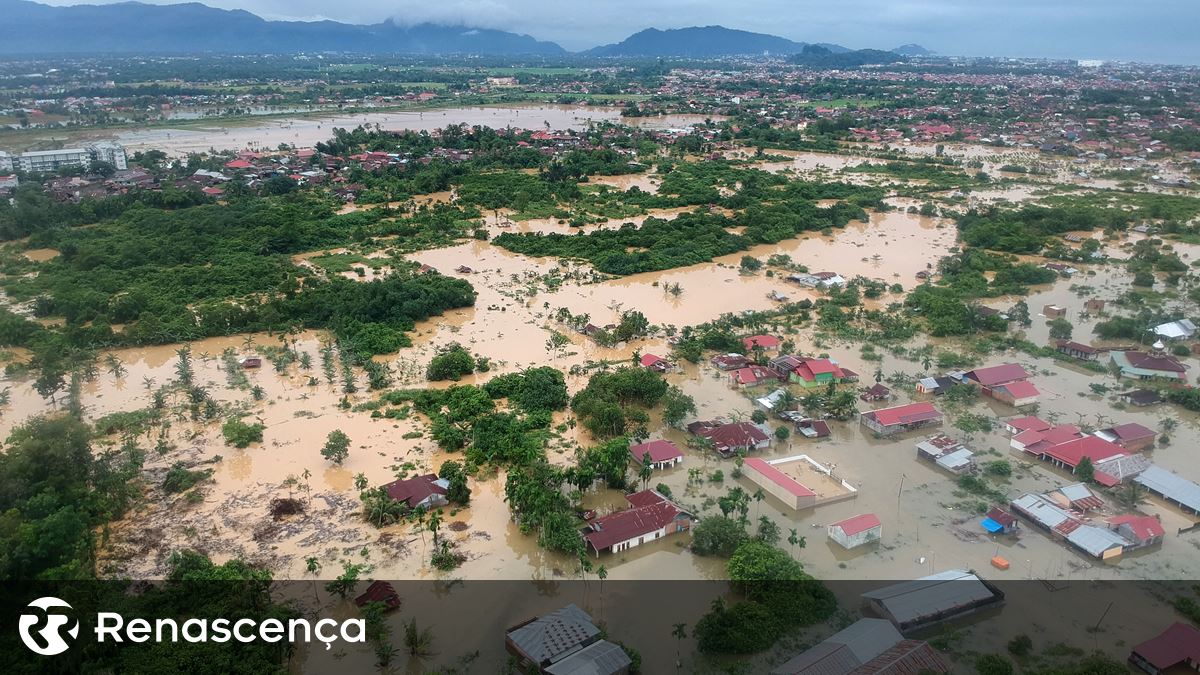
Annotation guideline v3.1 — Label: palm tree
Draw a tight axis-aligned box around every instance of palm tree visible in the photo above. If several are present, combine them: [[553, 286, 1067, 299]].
[[672, 623, 688, 669]]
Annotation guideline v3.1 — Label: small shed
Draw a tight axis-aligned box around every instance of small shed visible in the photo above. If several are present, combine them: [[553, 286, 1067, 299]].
[[239, 357, 262, 369], [828, 514, 882, 549], [1042, 304, 1067, 319], [795, 418, 832, 439], [981, 506, 1019, 535], [861, 383, 891, 402]]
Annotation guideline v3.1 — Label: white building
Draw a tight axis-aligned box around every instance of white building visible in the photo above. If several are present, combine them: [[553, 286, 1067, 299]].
[[7, 143, 127, 173], [88, 142, 129, 170], [0, 150, 12, 173], [828, 513, 882, 549]]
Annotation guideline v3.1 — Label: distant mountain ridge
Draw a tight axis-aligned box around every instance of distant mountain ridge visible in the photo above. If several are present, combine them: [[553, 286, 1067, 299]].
[[892, 43, 933, 56], [0, 0, 925, 59], [0, 0, 567, 55], [583, 26, 849, 57]]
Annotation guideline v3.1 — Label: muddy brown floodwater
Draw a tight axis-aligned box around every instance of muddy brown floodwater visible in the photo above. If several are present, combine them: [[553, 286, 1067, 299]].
[[2, 129, 1198, 671], [103, 105, 722, 157]]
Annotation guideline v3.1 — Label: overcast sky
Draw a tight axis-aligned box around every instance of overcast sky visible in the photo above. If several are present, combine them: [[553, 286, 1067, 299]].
[[41, 0, 1200, 64]]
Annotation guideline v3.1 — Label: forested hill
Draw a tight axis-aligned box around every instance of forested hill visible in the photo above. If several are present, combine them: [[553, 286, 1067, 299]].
[[0, 0, 566, 55], [584, 26, 847, 57]]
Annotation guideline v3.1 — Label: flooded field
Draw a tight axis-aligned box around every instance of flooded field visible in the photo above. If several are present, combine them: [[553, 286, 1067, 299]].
[[100, 105, 718, 157]]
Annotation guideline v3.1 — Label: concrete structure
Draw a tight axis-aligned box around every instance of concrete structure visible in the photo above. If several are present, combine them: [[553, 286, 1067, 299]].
[[861, 570, 1004, 633], [505, 605, 631, 675], [827, 514, 882, 549], [770, 618, 947, 675], [744, 457, 817, 510], [7, 143, 128, 173], [743, 454, 858, 511]]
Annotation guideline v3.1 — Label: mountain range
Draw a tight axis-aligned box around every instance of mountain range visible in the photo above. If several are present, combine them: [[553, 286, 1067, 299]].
[[0, 0, 926, 58], [583, 26, 849, 58]]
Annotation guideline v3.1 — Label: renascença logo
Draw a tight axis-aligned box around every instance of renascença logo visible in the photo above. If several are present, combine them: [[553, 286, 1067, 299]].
[[18, 597, 80, 656], [16, 596, 366, 655]]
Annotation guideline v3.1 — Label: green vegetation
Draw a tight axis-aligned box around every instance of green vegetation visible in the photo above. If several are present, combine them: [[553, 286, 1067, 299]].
[[426, 342, 477, 381], [221, 417, 265, 447], [162, 462, 214, 493], [0, 415, 138, 578], [320, 429, 351, 464], [570, 366, 669, 438]]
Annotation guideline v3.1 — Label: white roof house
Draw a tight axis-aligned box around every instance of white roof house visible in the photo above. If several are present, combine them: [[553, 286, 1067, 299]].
[[1153, 319, 1197, 340]]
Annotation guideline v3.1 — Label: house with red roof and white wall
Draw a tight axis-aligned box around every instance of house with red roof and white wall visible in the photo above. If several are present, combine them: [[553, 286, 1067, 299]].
[[582, 489, 694, 556], [964, 363, 1039, 406]]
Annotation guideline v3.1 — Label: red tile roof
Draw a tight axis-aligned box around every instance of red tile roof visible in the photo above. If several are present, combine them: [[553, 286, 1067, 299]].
[[1131, 622, 1200, 671], [1042, 435, 1126, 469], [382, 474, 446, 508], [354, 581, 401, 609], [583, 492, 684, 551], [866, 402, 941, 427], [700, 422, 770, 452], [831, 513, 881, 536], [998, 381, 1039, 399], [966, 363, 1030, 386], [1108, 514, 1165, 540], [1107, 423, 1156, 441], [1124, 351, 1187, 373], [639, 353, 666, 368], [629, 440, 683, 464], [744, 458, 816, 498], [743, 334, 781, 350]]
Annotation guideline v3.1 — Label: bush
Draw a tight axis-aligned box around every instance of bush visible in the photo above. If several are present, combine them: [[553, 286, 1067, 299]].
[[426, 343, 475, 381], [163, 462, 213, 493], [975, 654, 1014, 675], [222, 418, 265, 447], [691, 516, 750, 557]]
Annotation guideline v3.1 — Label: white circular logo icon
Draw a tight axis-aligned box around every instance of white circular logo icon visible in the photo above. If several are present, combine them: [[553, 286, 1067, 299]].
[[18, 596, 79, 656]]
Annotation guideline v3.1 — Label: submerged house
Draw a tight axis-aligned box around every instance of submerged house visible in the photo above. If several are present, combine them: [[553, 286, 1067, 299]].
[[861, 570, 1004, 632], [860, 402, 943, 437], [505, 604, 631, 675], [382, 474, 449, 510], [688, 420, 772, 457], [964, 363, 1039, 406], [1056, 340, 1100, 361], [860, 383, 891, 402], [1094, 423, 1157, 453], [827, 514, 882, 549], [915, 434, 975, 474], [1110, 350, 1188, 382], [770, 618, 948, 675], [628, 439, 683, 470], [1129, 622, 1200, 675], [581, 489, 694, 556], [1107, 515, 1165, 549]]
